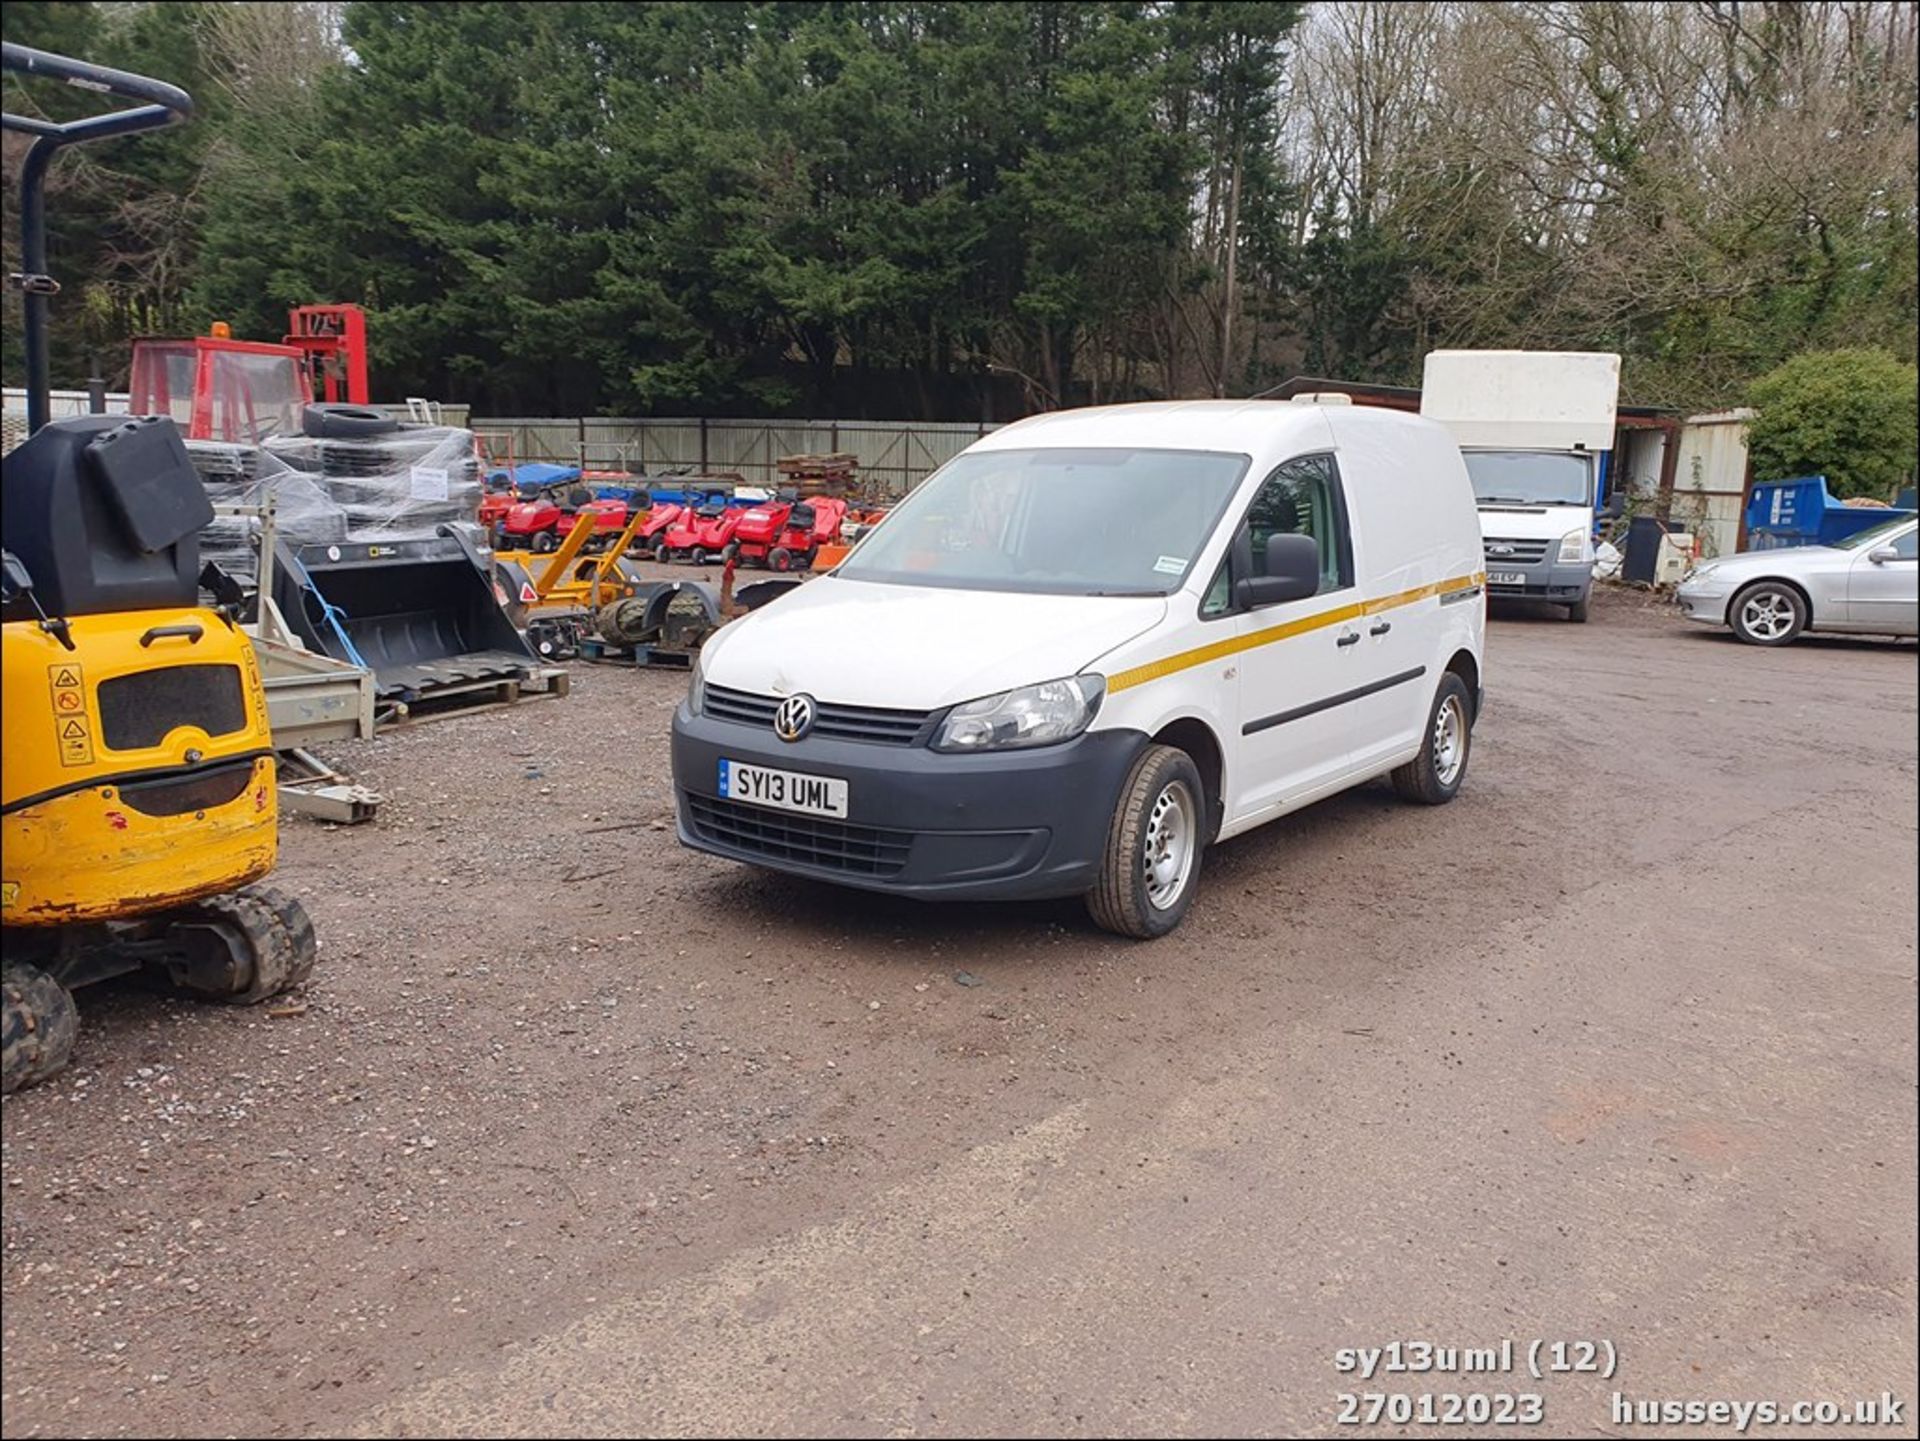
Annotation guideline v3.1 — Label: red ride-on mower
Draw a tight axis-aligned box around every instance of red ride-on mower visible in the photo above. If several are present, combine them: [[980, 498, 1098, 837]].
[[495, 484, 585, 553], [657, 499, 745, 565], [478, 474, 517, 535], [732, 494, 850, 570], [633, 501, 684, 558], [556, 497, 637, 552]]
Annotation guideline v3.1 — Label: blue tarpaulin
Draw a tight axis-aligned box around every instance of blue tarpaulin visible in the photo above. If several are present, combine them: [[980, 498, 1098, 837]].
[[485, 461, 582, 493]]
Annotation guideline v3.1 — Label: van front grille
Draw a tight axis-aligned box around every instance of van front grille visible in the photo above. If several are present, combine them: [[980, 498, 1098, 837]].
[[1483, 537, 1551, 566], [703, 684, 931, 745], [686, 793, 913, 876]]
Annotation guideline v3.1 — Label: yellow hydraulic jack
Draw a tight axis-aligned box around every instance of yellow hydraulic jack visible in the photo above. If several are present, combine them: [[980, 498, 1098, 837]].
[[493, 503, 657, 659]]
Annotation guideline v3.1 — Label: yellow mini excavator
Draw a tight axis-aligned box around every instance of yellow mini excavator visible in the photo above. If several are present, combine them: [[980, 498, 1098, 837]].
[[2, 43, 317, 1093]]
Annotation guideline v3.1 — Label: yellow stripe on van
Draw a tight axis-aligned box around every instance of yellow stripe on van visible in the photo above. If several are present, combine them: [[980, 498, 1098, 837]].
[[1106, 570, 1484, 694]]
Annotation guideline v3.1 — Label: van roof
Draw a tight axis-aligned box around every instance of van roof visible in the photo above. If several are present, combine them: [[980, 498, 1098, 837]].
[[974, 398, 1444, 457]]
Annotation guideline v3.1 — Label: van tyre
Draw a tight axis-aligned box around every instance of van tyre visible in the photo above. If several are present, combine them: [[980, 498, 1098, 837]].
[[2, 964, 79, 1096], [1728, 580, 1806, 646], [1392, 673, 1473, 805], [162, 885, 318, 1005], [1565, 598, 1590, 622], [1087, 744, 1205, 939]]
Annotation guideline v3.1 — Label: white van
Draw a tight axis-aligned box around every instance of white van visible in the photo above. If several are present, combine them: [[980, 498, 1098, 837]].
[[670, 399, 1487, 937], [1420, 350, 1620, 622]]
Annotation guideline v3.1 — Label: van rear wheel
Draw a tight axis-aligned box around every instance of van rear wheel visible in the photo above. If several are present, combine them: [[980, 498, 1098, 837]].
[[1087, 744, 1205, 939], [1391, 673, 1473, 805]]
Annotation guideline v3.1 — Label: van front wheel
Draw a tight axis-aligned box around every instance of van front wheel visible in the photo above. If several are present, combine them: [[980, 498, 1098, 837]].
[[1391, 673, 1473, 805], [1087, 744, 1205, 939]]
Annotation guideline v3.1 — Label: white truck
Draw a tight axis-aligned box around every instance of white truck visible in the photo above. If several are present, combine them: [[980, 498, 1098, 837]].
[[1419, 350, 1621, 623]]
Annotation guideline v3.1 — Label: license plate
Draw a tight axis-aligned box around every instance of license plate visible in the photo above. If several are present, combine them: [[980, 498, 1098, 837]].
[[718, 759, 848, 818], [1487, 571, 1528, 587]]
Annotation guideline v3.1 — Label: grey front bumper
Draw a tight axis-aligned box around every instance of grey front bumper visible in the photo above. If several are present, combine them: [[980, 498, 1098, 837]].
[[670, 705, 1149, 901], [1485, 558, 1593, 604]]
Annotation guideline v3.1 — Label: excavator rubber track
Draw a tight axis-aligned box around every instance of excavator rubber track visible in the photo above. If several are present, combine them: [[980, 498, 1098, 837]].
[[162, 884, 318, 1005], [1, 963, 80, 1096]]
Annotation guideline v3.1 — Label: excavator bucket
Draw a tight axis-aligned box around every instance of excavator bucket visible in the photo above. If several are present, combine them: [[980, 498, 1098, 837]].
[[270, 527, 539, 706]]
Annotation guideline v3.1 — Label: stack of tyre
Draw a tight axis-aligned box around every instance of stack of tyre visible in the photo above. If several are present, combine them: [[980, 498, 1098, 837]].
[[186, 438, 348, 579], [265, 403, 483, 546]]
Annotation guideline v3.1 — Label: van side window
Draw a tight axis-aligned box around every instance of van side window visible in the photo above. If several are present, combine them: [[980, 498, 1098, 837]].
[[1894, 528, 1918, 560], [1247, 454, 1353, 593], [1200, 563, 1232, 617]]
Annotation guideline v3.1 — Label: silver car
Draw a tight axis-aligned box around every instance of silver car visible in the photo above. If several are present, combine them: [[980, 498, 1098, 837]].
[[1677, 515, 1918, 645]]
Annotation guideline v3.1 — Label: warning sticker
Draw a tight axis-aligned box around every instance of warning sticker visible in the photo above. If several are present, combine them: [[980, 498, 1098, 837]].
[[49, 664, 93, 762], [58, 715, 95, 767], [48, 661, 84, 702]]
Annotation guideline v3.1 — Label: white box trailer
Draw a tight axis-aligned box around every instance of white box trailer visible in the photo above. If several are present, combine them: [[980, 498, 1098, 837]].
[[1420, 351, 1621, 622]]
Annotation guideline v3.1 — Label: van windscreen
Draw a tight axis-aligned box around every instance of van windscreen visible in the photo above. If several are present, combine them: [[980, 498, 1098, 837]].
[[837, 447, 1248, 596], [1463, 450, 1593, 506]]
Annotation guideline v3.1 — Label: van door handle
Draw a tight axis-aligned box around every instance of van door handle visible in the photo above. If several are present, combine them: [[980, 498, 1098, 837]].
[[139, 623, 204, 647], [1369, 622, 1392, 636], [1336, 631, 1361, 648]]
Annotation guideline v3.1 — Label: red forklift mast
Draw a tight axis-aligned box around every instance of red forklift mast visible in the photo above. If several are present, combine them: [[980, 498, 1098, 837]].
[[285, 303, 370, 406]]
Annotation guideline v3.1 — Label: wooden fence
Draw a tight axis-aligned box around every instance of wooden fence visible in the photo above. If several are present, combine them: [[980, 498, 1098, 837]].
[[470, 416, 998, 496]]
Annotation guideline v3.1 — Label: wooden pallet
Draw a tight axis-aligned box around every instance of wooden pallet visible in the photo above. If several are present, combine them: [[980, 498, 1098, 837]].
[[576, 638, 695, 670], [376, 665, 571, 727]]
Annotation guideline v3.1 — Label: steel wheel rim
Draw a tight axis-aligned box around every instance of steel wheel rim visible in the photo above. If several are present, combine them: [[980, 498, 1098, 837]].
[[1142, 780, 1197, 910], [1433, 694, 1467, 787], [1740, 590, 1793, 639]]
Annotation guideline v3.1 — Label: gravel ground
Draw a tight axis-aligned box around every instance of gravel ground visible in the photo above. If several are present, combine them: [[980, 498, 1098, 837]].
[[2, 585, 1914, 1438]]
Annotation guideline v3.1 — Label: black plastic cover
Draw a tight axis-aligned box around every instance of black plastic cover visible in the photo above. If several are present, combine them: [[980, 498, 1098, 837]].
[[0, 415, 203, 617], [85, 415, 213, 553]]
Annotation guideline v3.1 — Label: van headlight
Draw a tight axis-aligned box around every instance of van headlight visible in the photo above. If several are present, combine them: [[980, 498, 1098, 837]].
[[931, 675, 1105, 753], [1557, 528, 1592, 564]]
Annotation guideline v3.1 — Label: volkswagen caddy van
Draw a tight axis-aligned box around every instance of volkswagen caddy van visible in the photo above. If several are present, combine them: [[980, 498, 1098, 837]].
[[670, 398, 1486, 937]]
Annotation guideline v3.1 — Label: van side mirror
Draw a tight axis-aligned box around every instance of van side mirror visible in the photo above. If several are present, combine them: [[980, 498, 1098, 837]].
[[1234, 533, 1321, 609], [1868, 547, 1900, 565], [1604, 491, 1627, 519]]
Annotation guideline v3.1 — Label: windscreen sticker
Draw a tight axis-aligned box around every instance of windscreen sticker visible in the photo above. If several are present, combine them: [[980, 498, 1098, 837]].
[[1153, 555, 1187, 575]]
